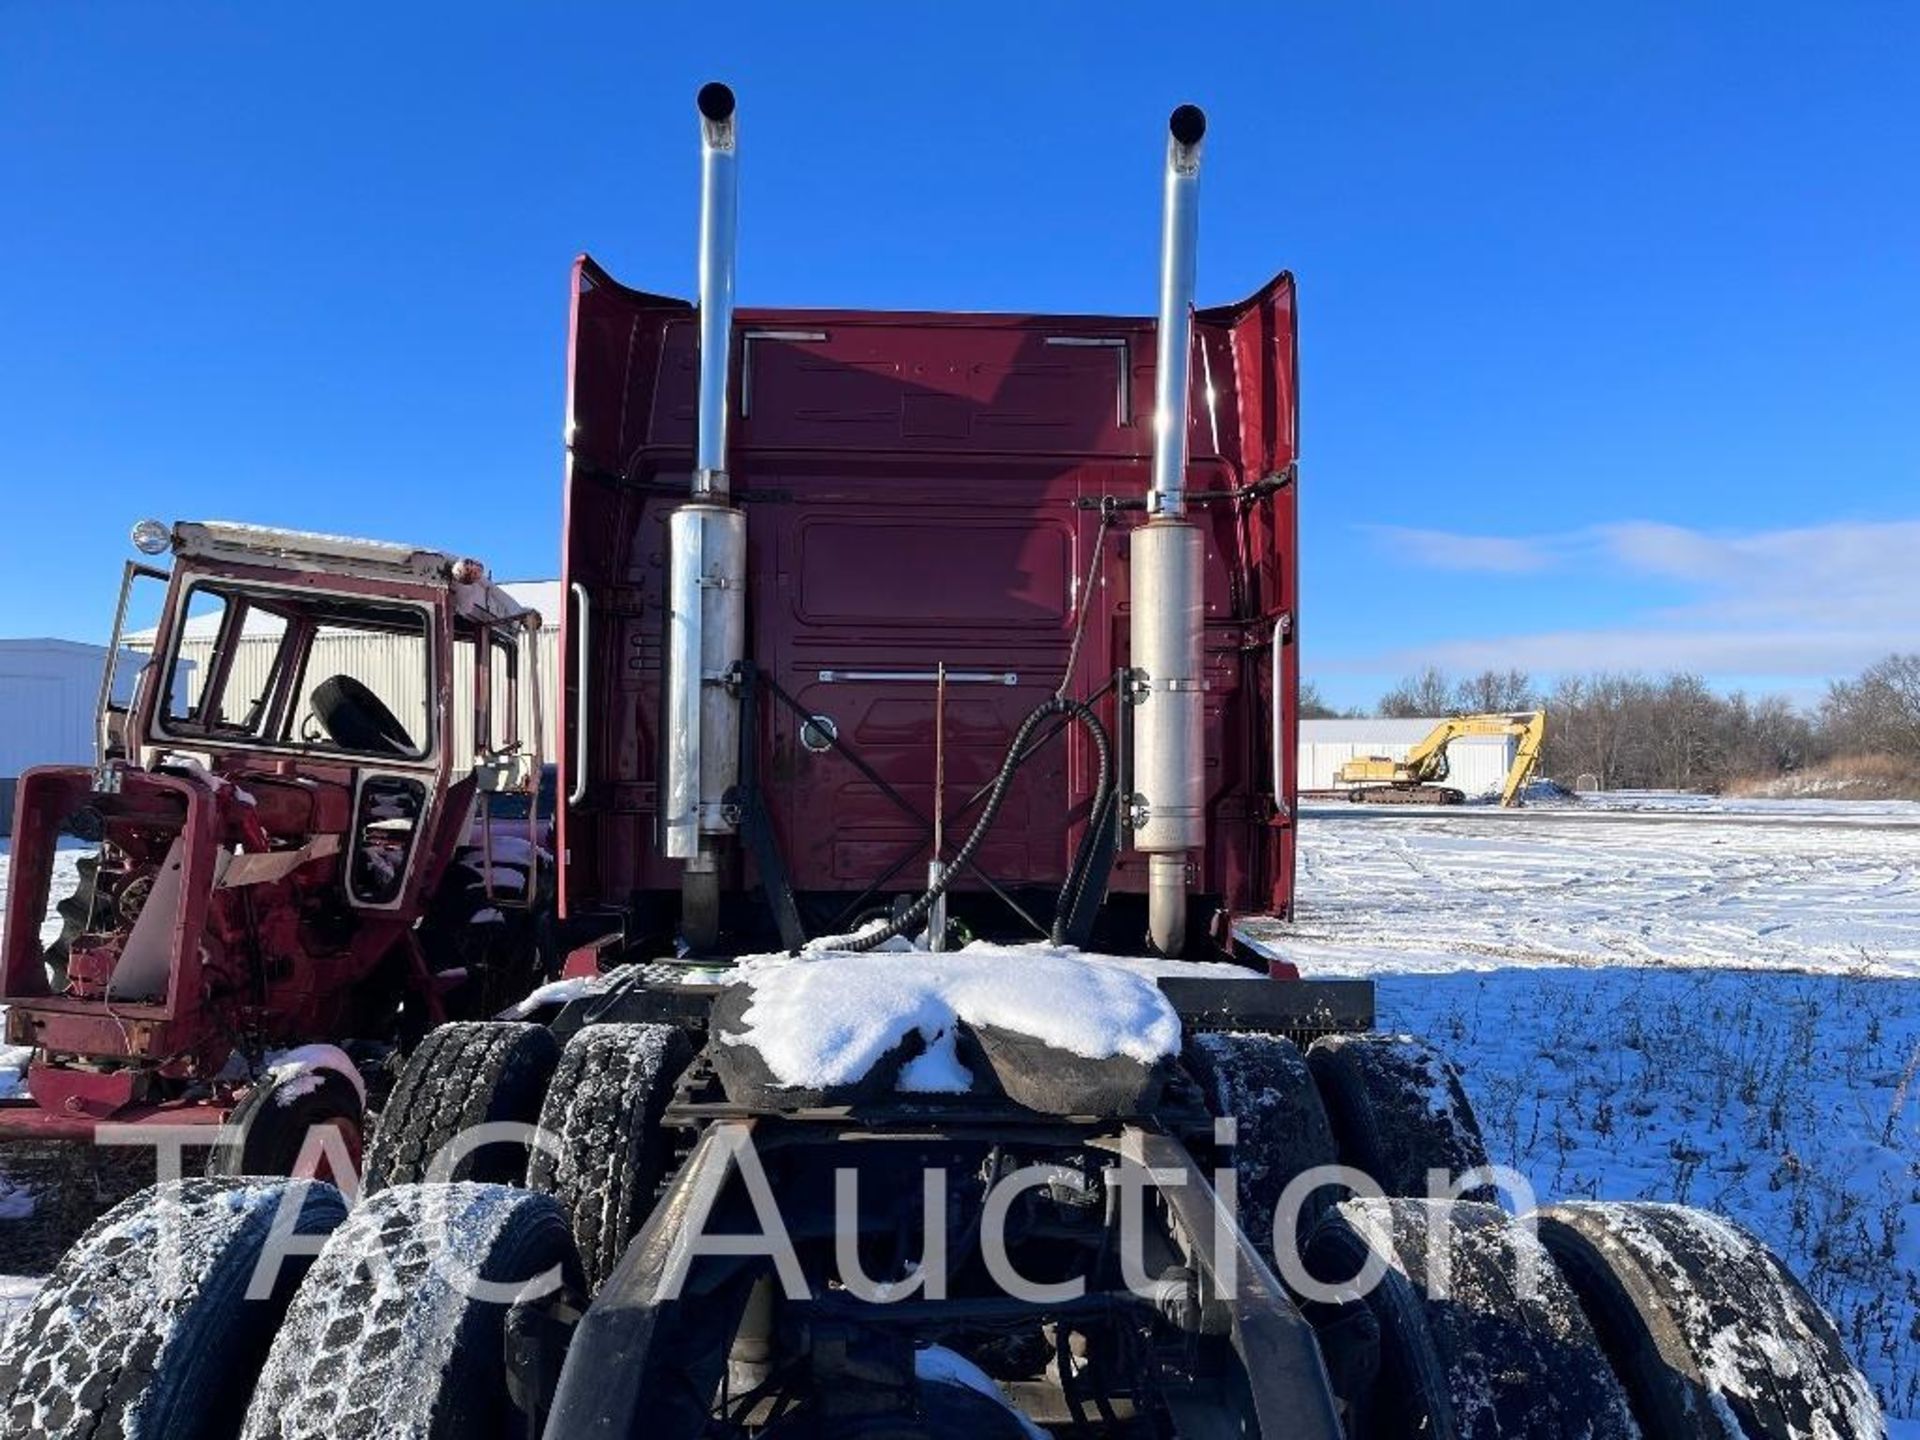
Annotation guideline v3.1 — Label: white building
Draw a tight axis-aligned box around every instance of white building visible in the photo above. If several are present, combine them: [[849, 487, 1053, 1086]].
[[0, 640, 142, 826], [1298, 717, 1519, 799]]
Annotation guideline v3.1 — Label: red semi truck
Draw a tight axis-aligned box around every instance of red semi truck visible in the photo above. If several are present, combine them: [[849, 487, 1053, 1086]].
[[555, 190, 1300, 966], [0, 85, 1878, 1440]]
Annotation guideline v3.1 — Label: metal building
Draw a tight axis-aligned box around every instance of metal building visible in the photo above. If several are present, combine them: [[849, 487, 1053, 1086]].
[[1298, 717, 1519, 799], [0, 640, 138, 826]]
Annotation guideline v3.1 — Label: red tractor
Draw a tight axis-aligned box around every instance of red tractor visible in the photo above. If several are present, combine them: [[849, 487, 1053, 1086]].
[[0, 521, 550, 1251]]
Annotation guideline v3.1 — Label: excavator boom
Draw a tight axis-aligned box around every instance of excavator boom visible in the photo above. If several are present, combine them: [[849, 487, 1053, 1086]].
[[1336, 710, 1546, 806]]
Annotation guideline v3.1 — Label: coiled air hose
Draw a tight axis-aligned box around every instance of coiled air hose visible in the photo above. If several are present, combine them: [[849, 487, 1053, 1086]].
[[829, 695, 1113, 955]]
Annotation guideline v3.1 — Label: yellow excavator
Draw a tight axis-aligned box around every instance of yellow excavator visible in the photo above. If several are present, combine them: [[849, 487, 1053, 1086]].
[[1336, 710, 1547, 806]]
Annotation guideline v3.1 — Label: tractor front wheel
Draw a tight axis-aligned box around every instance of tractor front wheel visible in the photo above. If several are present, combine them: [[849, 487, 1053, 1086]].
[[239, 1183, 582, 1440], [41, 850, 101, 990], [206, 1067, 366, 1188]]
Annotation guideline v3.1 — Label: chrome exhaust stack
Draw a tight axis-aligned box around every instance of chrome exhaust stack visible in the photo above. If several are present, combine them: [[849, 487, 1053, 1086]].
[[665, 82, 748, 950], [1149, 104, 1205, 520], [694, 81, 738, 500], [1130, 104, 1208, 956]]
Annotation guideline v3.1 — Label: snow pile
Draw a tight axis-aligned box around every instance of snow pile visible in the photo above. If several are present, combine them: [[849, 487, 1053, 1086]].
[[0, 1036, 29, 1101], [497, 974, 610, 1019], [0, 1274, 42, 1328], [722, 943, 1188, 1093]]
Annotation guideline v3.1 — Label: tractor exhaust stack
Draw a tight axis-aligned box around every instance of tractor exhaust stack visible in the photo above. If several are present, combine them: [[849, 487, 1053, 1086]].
[[1149, 103, 1204, 519], [694, 81, 738, 499], [665, 82, 748, 950], [1131, 105, 1208, 956]]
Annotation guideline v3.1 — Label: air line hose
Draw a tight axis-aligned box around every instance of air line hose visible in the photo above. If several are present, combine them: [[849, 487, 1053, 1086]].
[[826, 695, 1114, 955]]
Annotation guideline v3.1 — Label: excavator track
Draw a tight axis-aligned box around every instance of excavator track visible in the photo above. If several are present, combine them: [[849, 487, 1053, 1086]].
[[1347, 784, 1466, 805]]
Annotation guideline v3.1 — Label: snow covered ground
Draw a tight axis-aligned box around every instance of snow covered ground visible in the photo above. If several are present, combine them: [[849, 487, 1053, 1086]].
[[0, 843, 84, 1101], [0, 1275, 40, 1332], [0, 842, 87, 952], [1255, 794, 1920, 1423], [1275, 796, 1920, 976]]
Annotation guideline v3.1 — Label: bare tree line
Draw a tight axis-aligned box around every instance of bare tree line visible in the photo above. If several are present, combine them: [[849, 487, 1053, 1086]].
[[1301, 654, 1920, 793]]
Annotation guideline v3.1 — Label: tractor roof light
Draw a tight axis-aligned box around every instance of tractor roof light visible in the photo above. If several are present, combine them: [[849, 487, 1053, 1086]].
[[130, 519, 172, 556]]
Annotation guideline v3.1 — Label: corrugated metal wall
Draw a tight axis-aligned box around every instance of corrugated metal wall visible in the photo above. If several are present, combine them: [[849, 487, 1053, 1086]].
[[0, 640, 142, 825], [170, 626, 560, 769], [0, 641, 138, 776], [1298, 718, 1518, 797]]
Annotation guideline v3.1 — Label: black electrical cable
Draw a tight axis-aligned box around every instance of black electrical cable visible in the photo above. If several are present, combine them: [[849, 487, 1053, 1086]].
[[828, 695, 1112, 955]]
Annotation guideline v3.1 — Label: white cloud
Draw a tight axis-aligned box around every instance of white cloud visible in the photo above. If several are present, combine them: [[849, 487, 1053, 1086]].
[[1352, 517, 1920, 683], [1392, 626, 1910, 679], [1366, 525, 1560, 574], [1597, 520, 1920, 629]]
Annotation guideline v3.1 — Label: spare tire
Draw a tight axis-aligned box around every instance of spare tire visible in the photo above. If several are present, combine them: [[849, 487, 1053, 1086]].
[[1303, 1197, 1639, 1438], [311, 675, 413, 756], [1535, 1202, 1882, 1439], [0, 1177, 348, 1440]]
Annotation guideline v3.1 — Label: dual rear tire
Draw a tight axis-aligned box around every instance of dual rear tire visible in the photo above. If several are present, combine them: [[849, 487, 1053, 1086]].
[[240, 1184, 581, 1439], [364, 1018, 694, 1291], [1193, 1032, 1883, 1437], [1535, 1202, 1882, 1439], [1185, 1030, 1494, 1263], [0, 1177, 581, 1440], [0, 1178, 348, 1440], [1304, 1197, 1882, 1438]]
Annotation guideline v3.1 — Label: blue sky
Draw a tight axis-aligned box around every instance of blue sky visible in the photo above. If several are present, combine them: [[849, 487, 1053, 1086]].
[[2, 3, 1914, 710]]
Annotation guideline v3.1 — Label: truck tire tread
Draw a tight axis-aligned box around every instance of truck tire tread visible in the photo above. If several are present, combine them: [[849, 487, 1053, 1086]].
[[240, 1183, 580, 1440], [361, 1021, 558, 1192], [527, 1023, 694, 1290], [0, 1178, 347, 1440]]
